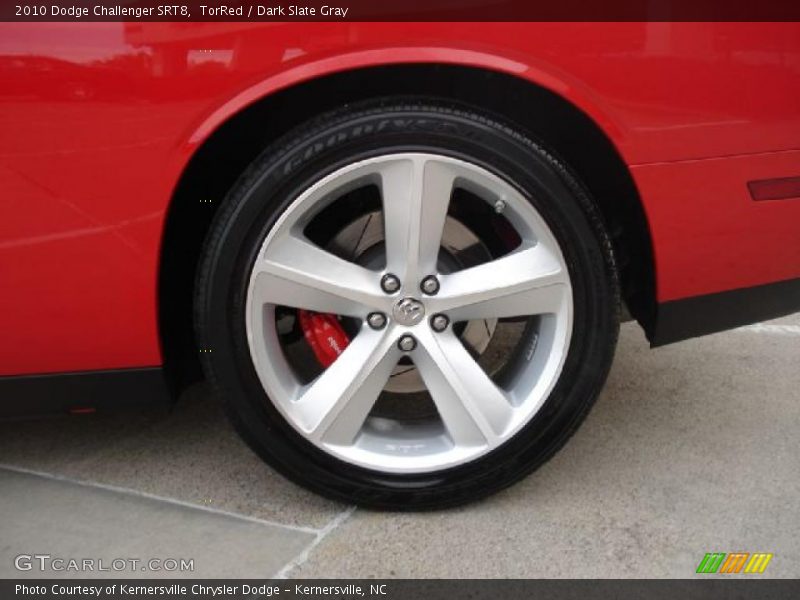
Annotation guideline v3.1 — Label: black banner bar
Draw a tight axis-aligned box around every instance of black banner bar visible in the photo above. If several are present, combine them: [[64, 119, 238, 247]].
[[3, 0, 800, 22], [3, 579, 800, 600]]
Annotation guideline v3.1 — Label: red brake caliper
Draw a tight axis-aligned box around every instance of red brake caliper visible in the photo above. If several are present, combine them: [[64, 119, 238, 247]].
[[297, 310, 351, 368]]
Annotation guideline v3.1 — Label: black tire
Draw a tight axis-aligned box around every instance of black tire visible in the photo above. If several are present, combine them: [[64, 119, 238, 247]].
[[195, 99, 620, 509]]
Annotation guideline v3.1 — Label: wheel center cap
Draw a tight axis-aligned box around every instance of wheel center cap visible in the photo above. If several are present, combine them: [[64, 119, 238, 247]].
[[392, 297, 425, 326]]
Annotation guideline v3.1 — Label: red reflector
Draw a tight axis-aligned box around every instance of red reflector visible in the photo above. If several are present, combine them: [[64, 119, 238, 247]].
[[748, 176, 800, 201], [69, 407, 96, 415]]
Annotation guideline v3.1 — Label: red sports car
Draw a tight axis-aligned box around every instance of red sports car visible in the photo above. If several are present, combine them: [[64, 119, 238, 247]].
[[1, 22, 799, 508]]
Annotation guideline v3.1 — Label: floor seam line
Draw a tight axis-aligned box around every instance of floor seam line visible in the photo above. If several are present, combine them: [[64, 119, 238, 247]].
[[272, 505, 357, 579], [734, 324, 800, 336], [0, 463, 321, 536]]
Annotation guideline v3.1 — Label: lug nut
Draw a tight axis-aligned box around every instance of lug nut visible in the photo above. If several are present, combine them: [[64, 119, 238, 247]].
[[397, 335, 417, 352], [381, 273, 401, 294], [430, 314, 449, 332], [420, 275, 440, 296], [367, 312, 387, 330]]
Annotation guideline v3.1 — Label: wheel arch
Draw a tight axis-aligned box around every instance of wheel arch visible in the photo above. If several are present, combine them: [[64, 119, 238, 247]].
[[159, 60, 656, 391]]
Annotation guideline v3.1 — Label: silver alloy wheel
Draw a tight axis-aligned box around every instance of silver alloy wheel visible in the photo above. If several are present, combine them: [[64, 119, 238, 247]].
[[245, 153, 573, 473]]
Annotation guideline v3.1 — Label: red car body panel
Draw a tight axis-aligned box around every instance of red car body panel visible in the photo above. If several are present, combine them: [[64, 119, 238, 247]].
[[633, 149, 800, 301], [1, 22, 799, 376]]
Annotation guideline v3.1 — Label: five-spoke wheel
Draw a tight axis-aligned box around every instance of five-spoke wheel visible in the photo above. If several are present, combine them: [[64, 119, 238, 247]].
[[196, 102, 618, 508], [246, 154, 573, 472]]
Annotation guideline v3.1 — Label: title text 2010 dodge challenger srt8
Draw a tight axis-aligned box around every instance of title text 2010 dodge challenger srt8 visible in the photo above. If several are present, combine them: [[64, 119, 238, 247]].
[[1, 23, 799, 508]]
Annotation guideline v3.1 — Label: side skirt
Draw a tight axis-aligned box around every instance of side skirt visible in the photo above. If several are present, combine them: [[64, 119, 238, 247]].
[[650, 277, 800, 347], [0, 367, 173, 420]]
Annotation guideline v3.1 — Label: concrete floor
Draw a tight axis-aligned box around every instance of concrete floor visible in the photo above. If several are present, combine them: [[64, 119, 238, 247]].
[[0, 315, 798, 578]]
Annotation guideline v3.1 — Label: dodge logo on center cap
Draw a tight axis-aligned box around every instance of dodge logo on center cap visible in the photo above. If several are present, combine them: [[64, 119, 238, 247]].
[[392, 297, 425, 326]]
